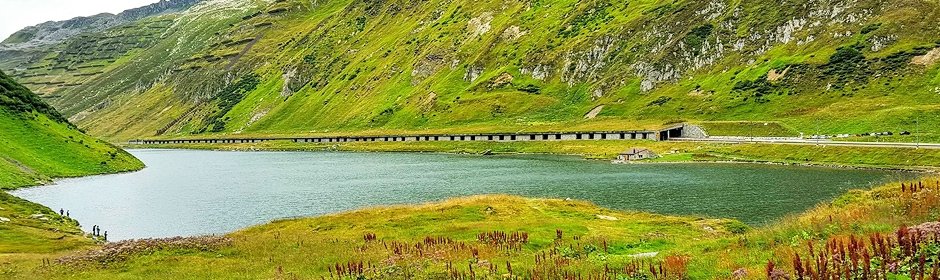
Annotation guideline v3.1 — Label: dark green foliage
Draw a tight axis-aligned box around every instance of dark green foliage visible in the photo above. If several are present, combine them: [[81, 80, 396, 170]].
[[204, 73, 261, 132], [683, 24, 714, 53], [490, 104, 505, 117], [744, 45, 927, 98], [0, 71, 70, 124], [860, 23, 881, 35], [732, 75, 776, 103], [517, 84, 541, 94], [814, 44, 925, 89], [825, 44, 866, 73], [356, 0, 387, 16], [878, 47, 931, 71], [354, 16, 367, 32], [821, 44, 869, 88], [292, 36, 349, 92], [722, 220, 749, 235], [646, 96, 672, 107]]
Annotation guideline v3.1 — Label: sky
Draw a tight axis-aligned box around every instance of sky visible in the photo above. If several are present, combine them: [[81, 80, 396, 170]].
[[0, 0, 160, 41]]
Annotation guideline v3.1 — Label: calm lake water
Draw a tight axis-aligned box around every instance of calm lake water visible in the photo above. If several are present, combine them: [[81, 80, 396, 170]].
[[12, 149, 912, 240]]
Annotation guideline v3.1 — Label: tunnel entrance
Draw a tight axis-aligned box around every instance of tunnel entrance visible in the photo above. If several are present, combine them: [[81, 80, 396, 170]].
[[659, 125, 684, 141]]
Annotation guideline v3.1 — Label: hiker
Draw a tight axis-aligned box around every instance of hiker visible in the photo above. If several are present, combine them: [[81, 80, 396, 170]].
[[92, 225, 96, 235], [59, 209, 63, 216], [103, 231, 108, 241], [66, 210, 69, 217]]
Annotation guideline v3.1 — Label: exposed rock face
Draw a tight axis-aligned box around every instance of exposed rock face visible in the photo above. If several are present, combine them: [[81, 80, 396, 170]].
[[281, 68, 296, 97], [561, 37, 616, 85], [412, 54, 446, 84], [767, 68, 789, 82], [584, 105, 604, 119], [681, 125, 709, 139], [500, 25, 527, 41], [521, 64, 551, 81], [464, 65, 484, 82], [467, 12, 493, 38], [0, 0, 202, 51], [912, 48, 940, 66], [487, 72, 514, 89]]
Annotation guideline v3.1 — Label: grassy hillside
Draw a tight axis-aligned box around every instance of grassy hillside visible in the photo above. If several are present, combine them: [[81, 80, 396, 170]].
[[0, 71, 143, 270], [0, 0, 937, 141], [0, 192, 93, 254], [0, 177, 937, 278], [0, 71, 143, 189]]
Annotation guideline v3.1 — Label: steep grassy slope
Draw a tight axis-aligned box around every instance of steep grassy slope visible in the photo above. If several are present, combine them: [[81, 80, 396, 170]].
[[0, 71, 143, 189], [2, 178, 938, 279], [2, 0, 940, 141], [0, 71, 143, 272]]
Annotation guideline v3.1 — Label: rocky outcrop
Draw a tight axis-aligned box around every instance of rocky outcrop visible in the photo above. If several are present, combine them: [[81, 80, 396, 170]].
[[681, 125, 709, 139], [561, 37, 617, 85], [912, 48, 940, 66], [467, 12, 493, 38]]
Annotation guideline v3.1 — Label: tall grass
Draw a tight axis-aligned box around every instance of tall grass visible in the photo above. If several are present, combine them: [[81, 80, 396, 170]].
[[323, 230, 689, 279], [771, 180, 940, 279]]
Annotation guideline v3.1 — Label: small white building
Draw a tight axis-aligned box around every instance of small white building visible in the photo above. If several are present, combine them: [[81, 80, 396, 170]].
[[616, 148, 658, 162]]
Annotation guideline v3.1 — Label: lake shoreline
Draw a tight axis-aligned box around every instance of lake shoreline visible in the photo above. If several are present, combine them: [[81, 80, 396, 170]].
[[124, 141, 940, 173], [14, 148, 913, 241], [13, 177, 939, 279]]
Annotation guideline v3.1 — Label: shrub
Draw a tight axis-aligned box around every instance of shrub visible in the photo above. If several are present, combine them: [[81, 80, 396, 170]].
[[0, 71, 70, 124], [683, 24, 714, 53], [723, 220, 749, 235], [647, 96, 672, 107], [860, 23, 881, 35], [517, 84, 541, 94]]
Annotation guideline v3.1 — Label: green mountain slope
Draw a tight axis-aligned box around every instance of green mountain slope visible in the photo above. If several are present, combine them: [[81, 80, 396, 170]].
[[0, 71, 143, 189], [0, 70, 143, 258], [3, 0, 940, 140]]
